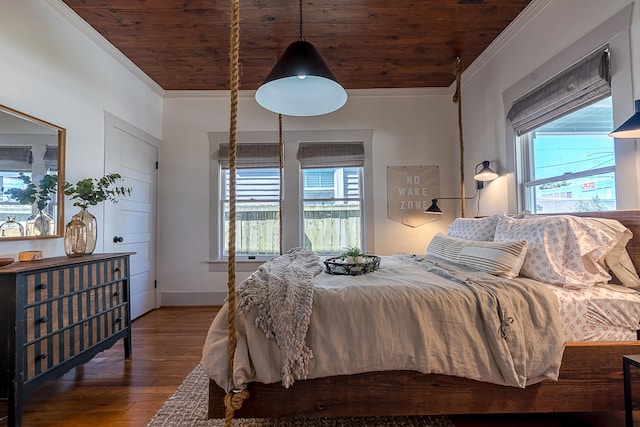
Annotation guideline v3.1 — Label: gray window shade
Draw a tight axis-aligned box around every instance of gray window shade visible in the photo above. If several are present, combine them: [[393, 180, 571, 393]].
[[218, 143, 280, 169], [507, 46, 610, 135], [0, 146, 57, 172], [297, 142, 365, 169]]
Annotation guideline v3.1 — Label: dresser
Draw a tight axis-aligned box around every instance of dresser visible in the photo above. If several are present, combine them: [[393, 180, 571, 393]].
[[0, 253, 133, 426]]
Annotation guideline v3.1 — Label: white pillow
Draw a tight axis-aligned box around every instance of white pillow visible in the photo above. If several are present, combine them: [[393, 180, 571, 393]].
[[447, 215, 500, 241], [493, 214, 614, 289], [579, 217, 640, 289], [427, 233, 528, 278]]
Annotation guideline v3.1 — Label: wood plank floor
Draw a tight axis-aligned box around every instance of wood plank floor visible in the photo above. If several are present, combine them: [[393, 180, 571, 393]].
[[1, 306, 217, 427], [1, 306, 636, 426]]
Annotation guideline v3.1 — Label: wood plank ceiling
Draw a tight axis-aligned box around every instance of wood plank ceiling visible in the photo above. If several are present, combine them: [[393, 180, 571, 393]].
[[61, 0, 532, 91]]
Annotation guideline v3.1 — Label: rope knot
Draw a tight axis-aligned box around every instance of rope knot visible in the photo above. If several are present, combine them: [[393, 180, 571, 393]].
[[224, 390, 250, 427], [225, 389, 250, 411]]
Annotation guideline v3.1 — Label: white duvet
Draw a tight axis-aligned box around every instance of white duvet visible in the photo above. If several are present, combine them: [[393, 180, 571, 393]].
[[201, 254, 566, 392]]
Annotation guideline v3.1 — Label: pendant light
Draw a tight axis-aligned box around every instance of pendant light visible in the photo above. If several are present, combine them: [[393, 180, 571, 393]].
[[255, 0, 347, 117], [609, 100, 640, 138]]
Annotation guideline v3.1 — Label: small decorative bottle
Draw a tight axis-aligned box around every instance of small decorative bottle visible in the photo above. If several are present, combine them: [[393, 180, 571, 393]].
[[26, 209, 55, 237], [64, 217, 87, 257], [0, 216, 25, 237]]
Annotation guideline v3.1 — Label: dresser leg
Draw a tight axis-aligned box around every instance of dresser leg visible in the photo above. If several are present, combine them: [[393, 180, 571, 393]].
[[9, 382, 23, 427]]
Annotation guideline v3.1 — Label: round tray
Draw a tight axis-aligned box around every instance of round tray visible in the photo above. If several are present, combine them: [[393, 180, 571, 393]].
[[324, 255, 380, 275]]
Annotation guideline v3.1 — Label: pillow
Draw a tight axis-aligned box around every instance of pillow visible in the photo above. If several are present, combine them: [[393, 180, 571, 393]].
[[446, 214, 500, 241], [580, 217, 640, 289], [493, 214, 614, 289], [427, 233, 528, 278]]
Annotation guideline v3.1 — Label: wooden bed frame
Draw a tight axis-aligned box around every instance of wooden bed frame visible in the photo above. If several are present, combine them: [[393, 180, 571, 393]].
[[209, 210, 640, 418]]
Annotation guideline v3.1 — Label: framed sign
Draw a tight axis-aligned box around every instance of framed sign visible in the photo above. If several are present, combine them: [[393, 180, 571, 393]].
[[386, 165, 440, 227]]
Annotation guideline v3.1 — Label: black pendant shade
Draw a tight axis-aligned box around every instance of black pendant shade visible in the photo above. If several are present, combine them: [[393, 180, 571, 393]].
[[609, 99, 640, 138], [424, 199, 443, 215], [255, 40, 348, 117]]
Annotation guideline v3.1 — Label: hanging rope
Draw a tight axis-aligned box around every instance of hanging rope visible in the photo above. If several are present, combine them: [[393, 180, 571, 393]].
[[224, 0, 249, 425], [452, 57, 466, 218], [279, 113, 284, 256]]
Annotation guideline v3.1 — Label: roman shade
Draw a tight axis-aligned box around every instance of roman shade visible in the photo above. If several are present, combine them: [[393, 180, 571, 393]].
[[297, 142, 364, 169], [0, 146, 58, 172], [218, 143, 280, 169], [507, 46, 610, 135]]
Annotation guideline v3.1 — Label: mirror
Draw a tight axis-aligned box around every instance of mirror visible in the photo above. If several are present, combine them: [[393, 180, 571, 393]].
[[0, 104, 65, 240]]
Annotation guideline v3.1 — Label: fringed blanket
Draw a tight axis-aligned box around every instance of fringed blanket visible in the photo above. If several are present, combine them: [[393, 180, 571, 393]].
[[202, 254, 565, 391], [237, 247, 323, 388]]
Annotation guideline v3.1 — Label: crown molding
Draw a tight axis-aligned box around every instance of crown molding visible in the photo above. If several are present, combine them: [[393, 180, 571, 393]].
[[43, 0, 165, 97], [461, 0, 553, 85], [164, 87, 452, 100]]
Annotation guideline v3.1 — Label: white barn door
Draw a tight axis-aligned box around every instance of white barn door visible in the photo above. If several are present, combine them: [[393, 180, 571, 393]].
[[103, 113, 160, 320]]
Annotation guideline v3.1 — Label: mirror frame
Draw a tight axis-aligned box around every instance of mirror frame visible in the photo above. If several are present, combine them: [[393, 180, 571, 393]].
[[0, 104, 66, 240]]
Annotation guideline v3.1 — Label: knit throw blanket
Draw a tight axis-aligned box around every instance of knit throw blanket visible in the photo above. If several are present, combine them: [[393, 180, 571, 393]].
[[237, 247, 323, 388]]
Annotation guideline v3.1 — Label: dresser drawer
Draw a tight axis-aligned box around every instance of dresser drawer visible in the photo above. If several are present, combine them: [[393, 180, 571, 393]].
[[25, 257, 126, 305], [24, 304, 128, 382]]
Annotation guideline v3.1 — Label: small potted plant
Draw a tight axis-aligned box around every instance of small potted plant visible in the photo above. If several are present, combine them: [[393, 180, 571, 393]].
[[341, 246, 365, 264], [63, 173, 131, 254]]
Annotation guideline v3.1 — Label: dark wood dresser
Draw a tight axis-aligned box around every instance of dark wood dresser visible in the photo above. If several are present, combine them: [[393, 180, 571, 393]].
[[0, 253, 133, 426]]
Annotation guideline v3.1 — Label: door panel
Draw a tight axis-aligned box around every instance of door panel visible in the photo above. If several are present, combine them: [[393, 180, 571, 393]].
[[104, 115, 159, 320]]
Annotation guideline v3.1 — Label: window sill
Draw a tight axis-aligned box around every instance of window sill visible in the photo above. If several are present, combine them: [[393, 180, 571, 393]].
[[207, 259, 266, 273]]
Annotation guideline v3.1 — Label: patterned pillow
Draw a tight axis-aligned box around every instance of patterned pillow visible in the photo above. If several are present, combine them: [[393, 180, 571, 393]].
[[427, 233, 528, 278], [493, 214, 614, 288], [446, 215, 500, 241]]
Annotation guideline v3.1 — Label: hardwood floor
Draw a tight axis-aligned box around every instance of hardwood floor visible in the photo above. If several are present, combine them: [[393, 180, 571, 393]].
[[1, 306, 636, 426], [1, 306, 218, 427]]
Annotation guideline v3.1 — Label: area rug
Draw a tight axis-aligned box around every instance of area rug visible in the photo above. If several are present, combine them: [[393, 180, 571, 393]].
[[147, 364, 455, 427]]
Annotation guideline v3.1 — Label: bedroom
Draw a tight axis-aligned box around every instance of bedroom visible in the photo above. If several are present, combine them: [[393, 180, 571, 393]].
[[1, 0, 640, 425]]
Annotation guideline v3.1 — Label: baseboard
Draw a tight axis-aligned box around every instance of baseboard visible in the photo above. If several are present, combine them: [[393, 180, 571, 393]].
[[160, 291, 227, 306]]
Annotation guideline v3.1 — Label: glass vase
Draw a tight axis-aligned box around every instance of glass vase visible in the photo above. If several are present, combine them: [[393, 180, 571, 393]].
[[25, 209, 55, 237], [0, 216, 25, 237], [72, 207, 97, 255], [64, 218, 87, 257]]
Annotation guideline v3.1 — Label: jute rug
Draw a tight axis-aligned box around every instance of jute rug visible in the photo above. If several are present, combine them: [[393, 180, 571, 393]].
[[147, 365, 455, 427]]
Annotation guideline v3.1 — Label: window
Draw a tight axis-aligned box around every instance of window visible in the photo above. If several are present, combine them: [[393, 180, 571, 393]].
[[508, 46, 616, 214], [302, 167, 362, 255], [220, 167, 280, 256], [211, 130, 374, 270], [520, 97, 615, 213], [218, 143, 281, 257]]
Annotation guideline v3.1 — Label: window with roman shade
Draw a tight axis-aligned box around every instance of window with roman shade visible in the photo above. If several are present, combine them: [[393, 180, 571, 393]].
[[508, 46, 616, 214], [218, 142, 281, 256], [298, 142, 364, 254]]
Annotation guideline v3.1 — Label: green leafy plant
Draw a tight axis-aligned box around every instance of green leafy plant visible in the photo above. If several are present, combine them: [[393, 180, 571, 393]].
[[64, 173, 131, 208], [341, 246, 364, 258], [4, 173, 58, 210]]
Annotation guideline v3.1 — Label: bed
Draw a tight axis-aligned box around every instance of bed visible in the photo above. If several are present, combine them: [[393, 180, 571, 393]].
[[204, 210, 640, 418]]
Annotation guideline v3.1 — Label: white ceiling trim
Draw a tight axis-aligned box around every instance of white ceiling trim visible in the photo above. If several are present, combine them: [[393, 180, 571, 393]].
[[43, 0, 165, 97], [461, 0, 553, 86], [164, 87, 452, 99]]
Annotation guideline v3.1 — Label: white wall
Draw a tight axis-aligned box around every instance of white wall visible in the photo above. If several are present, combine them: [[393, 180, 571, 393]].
[[160, 90, 458, 303], [0, 1, 163, 259], [6, 0, 638, 306], [462, 0, 640, 215]]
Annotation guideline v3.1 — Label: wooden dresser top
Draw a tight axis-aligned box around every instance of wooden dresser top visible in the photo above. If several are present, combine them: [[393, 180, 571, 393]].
[[0, 253, 135, 274]]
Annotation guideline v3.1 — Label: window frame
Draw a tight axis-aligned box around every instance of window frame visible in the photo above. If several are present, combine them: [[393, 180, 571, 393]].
[[517, 98, 617, 214], [301, 166, 365, 255], [208, 130, 374, 272]]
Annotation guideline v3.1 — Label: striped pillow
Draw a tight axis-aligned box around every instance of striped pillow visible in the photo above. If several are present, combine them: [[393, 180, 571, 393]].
[[427, 233, 528, 278]]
